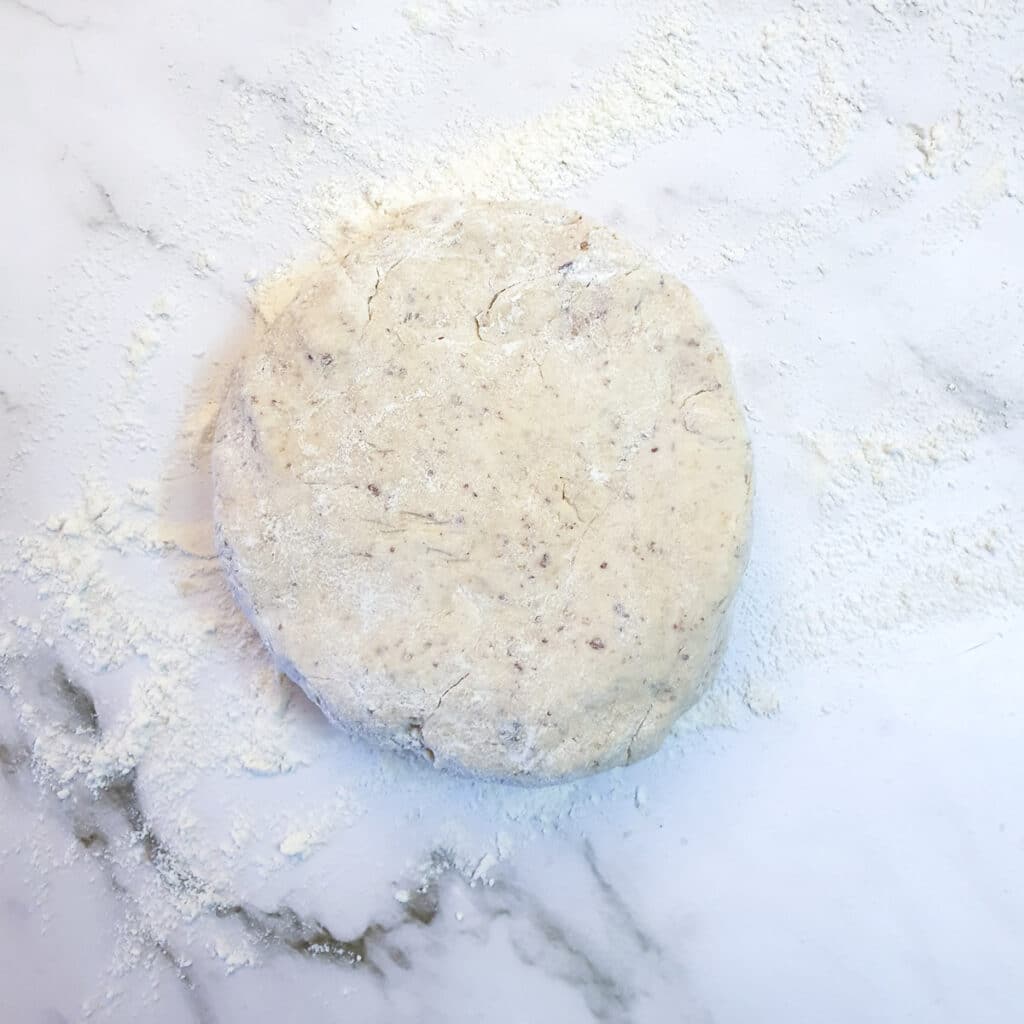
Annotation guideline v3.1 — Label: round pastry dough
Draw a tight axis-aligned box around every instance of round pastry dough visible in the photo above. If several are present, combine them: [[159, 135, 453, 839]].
[[213, 200, 752, 784]]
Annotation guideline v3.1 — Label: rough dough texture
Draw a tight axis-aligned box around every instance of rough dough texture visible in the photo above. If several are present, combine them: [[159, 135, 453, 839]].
[[213, 200, 752, 784]]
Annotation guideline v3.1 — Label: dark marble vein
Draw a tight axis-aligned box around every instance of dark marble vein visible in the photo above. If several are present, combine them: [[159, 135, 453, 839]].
[[155, 942, 218, 1024], [0, 741, 30, 778], [51, 663, 99, 734], [218, 850, 449, 976], [506, 890, 633, 1022], [582, 839, 663, 957]]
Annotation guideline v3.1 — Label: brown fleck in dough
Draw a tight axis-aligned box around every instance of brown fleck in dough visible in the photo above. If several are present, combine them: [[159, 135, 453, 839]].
[[213, 200, 752, 784]]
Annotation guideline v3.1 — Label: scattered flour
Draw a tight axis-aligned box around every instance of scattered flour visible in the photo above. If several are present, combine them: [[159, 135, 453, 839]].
[[1, 0, 1022, 993]]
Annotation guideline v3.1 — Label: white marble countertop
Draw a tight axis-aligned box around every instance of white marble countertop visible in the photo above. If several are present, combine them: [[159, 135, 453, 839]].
[[2, 1, 1022, 1022]]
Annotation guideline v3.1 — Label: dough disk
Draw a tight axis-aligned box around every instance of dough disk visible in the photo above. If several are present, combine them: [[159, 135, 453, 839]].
[[213, 200, 752, 784]]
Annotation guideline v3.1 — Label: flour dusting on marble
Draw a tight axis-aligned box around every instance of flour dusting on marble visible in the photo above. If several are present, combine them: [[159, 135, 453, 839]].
[[2, 0, 1023, 1019]]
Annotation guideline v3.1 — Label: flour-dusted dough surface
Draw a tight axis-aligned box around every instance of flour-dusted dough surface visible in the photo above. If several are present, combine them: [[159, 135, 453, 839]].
[[213, 200, 752, 784]]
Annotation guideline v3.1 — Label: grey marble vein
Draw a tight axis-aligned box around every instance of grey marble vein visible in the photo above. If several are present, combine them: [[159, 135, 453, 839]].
[[154, 941, 219, 1024], [85, 175, 177, 251], [51, 663, 99, 735], [504, 888, 634, 1022], [219, 850, 450, 978], [4, 0, 89, 31], [0, 739, 30, 779], [582, 839, 663, 957]]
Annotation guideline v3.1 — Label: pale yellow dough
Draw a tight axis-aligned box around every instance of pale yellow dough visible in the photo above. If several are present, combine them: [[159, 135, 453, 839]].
[[213, 200, 752, 784]]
